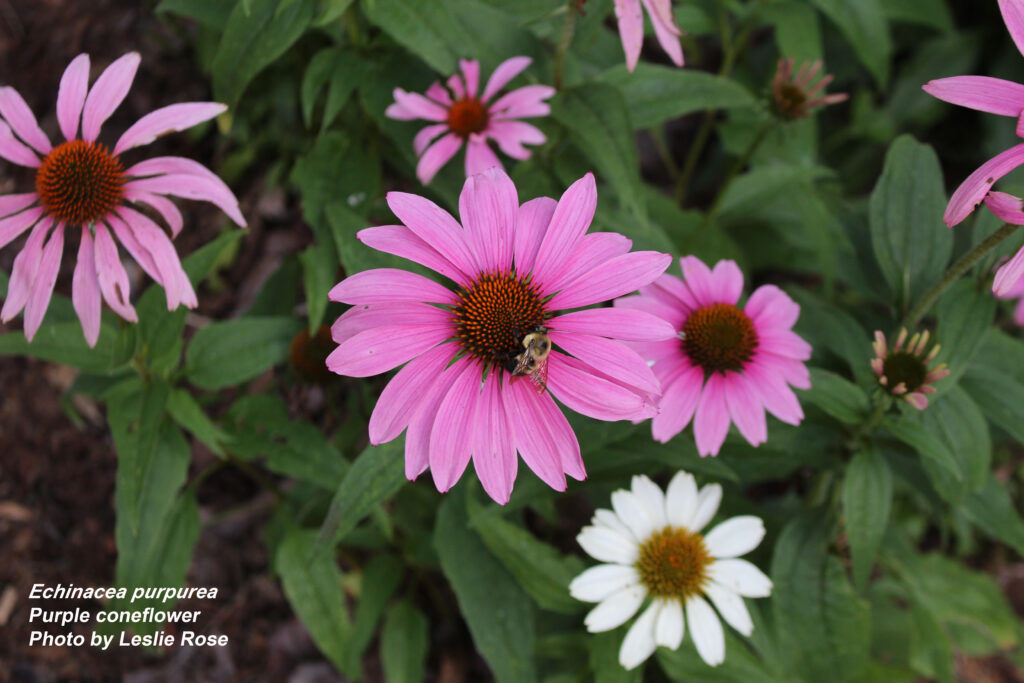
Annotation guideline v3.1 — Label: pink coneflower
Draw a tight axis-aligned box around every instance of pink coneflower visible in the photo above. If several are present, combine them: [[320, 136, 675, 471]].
[[871, 329, 949, 411], [997, 268, 1024, 325], [326, 168, 673, 504], [614, 0, 685, 72], [922, 0, 1024, 296], [771, 58, 848, 120], [386, 57, 554, 185], [0, 52, 245, 346], [615, 257, 811, 457]]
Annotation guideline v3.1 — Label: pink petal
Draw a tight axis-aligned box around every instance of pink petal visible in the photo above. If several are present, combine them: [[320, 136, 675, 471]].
[[922, 76, 1024, 117], [757, 329, 813, 360], [0, 87, 51, 154], [23, 224, 64, 340], [460, 60, 480, 98], [531, 173, 598, 284], [104, 213, 158, 285], [680, 255, 720, 306], [326, 322, 451, 378], [994, 245, 1024, 296], [114, 207, 197, 309], [386, 191, 478, 275], [1013, 297, 1024, 325], [0, 193, 38, 221], [514, 196, 556, 274], [614, 0, 645, 72], [414, 123, 449, 155], [742, 362, 804, 426], [81, 52, 140, 143], [489, 85, 555, 120], [125, 156, 245, 226], [405, 358, 466, 480], [482, 56, 532, 102], [92, 222, 137, 322], [643, 272, 699, 313], [723, 372, 767, 447], [546, 351, 656, 421], [114, 102, 226, 155], [507, 377, 572, 489], [1, 217, 52, 323], [471, 372, 518, 505], [358, 225, 471, 286], [1000, 0, 1024, 58], [0, 120, 40, 167], [464, 136, 503, 177], [744, 284, 800, 331], [331, 301, 449, 345], [458, 166, 518, 273], [487, 120, 545, 160], [416, 133, 463, 184], [428, 360, 480, 492], [652, 365, 704, 443], [550, 308, 675, 342], [642, 0, 684, 67], [709, 260, 744, 305], [548, 251, 672, 311], [124, 189, 184, 237], [549, 330, 661, 396], [694, 372, 730, 456], [446, 72, 466, 100], [387, 88, 448, 122], [984, 190, 1024, 225], [57, 54, 90, 142], [72, 229, 102, 347], [0, 205, 44, 250], [368, 343, 454, 444], [614, 293, 685, 330], [544, 232, 633, 294], [757, 353, 811, 390], [328, 268, 457, 305], [426, 82, 452, 107], [945, 142, 1024, 227], [905, 393, 929, 411]]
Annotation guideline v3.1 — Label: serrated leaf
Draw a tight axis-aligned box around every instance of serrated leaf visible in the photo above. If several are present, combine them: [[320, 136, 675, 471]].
[[801, 368, 870, 424], [381, 601, 429, 683], [842, 448, 892, 589], [185, 316, 303, 389]]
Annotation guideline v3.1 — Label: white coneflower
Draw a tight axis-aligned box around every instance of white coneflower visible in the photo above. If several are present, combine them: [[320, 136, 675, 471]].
[[570, 472, 772, 669]]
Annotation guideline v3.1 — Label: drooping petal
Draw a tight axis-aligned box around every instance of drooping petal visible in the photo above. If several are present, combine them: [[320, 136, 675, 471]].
[[922, 76, 1024, 117], [531, 173, 597, 284], [114, 207, 197, 309], [665, 470, 699, 528], [514, 196, 556, 274], [92, 222, 137, 322], [459, 166, 518, 273], [1, 217, 51, 323], [114, 102, 226, 155], [81, 52, 140, 142], [326, 323, 451, 377], [23, 224, 64, 340], [125, 157, 245, 226], [358, 224, 471, 286], [994, 245, 1024, 296], [704, 582, 753, 636], [464, 136, 503, 177], [470, 372, 518, 504], [723, 372, 768, 447], [613, 0, 645, 72], [387, 88, 448, 122], [703, 516, 766, 558], [482, 56, 532, 102], [693, 372, 730, 457], [0, 205, 44, 250], [686, 595, 725, 667], [57, 53, 90, 141], [416, 133, 463, 184], [945, 142, 1024, 227], [1000, 0, 1024, 58], [577, 525, 639, 564], [642, 0, 684, 67], [552, 308, 675, 342], [651, 365, 703, 444], [548, 251, 672, 311], [428, 360, 481, 492], [707, 559, 773, 598], [488, 85, 555, 120], [584, 585, 646, 632], [487, 120, 545, 160], [0, 87, 51, 154], [367, 343, 454, 444], [403, 358, 463, 480], [72, 229, 102, 347], [546, 352, 656, 422], [569, 564, 640, 603], [618, 601, 660, 669], [655, 598, 685, 649], [0, 120, 41, 167], [123, 189, 184, 237], [507, 378, 572, 490], [985, 190, 1024, 225], [549, 331, 661, 396], [413, 123, 449, 155], [0, 193, 38, 221], [742, 362, 804, 426], [543, 232, 632, 294], [328, 268, 456, 305], [758, 329, 813, 360]]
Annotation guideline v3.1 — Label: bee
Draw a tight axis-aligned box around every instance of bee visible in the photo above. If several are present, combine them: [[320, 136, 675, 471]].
[[505, 325, 551, 393]]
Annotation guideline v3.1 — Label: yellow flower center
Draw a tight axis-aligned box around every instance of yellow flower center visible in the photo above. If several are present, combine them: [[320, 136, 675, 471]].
[[635, 526, 712, 600]]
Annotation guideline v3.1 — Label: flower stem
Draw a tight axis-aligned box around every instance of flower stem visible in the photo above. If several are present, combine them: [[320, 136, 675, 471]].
[[553, 0, 578, 91], [900, 222, 1022, 329]]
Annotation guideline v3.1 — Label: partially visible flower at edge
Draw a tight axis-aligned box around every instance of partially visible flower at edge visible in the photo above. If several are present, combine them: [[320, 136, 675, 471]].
[[613, 0, 685, 72], [997, 266, 1024, 325], [386, 57, 554, 184], [326, 167, 673, 504], [571, 472, 773, 670], [0, 52, 246, 346], [771, 58, 848, 120], [615, 256, 811, 457], [871, 328, 949, 411]]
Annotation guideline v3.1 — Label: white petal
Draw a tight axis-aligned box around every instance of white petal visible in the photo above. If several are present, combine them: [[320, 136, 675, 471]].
[[704, 516, 766, 558], [665, 471, 699, 528], [686, 595, 726, 667], [593, 508, 636, 541], [705, 582, 753, 636], [585, 585, 647, 632], [691, 483, 722, 532], [612, 489, 656, 542], [631, 475, 667, 528], [578, 526, 639, 564], [618, 600, 660, 670], [707, 559, 773, 597], [655, 598, 684, 649], [569, 564, 640, 603]]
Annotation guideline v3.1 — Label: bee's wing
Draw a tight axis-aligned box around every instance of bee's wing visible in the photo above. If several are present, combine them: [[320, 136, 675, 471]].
[[531, 356, 550, 394]]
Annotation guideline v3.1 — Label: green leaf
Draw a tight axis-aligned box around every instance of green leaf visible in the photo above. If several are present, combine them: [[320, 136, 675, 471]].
[[469, 507, 585, 614], [276, 527, 352, 672], [436, 489, 537, 683], [300, 243, 338, 333], [806, 0, 892, 85], [801, 368, 870, 424], [882, 415, 961, 480], [915, 387, 990, 502], [156, 0, 235, 28], [312, 0, 354, 26], [316, 439, 406, 549], [868, 135, 950, 309], [0, 321, 132, 373], [882, 0, 953, 32], [718, 165, 832, 217], [933, 280, 995, 388], [302, 48, 341, 128], [167, 388, 231, 457], [771, 512, 870, 683], [321, 52, 366, 133], [657, 631, 778, 682], [961, 365, 1024, 444], [762, 1, 823, 61], [344, 554, 405, 674], [211, 0, 315, 110], [963, 475, 1024, 557], [292, 131, 379, 224], [598, 63, 755, 129], [381, 601, 429, 683], [842, 448, 892, 589], [788, 288, 875, 387], [184, 316, 303, 389]]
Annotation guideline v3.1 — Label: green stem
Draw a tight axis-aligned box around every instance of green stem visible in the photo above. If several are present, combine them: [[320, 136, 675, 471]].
[[648, 125, 680, 180], [553, 0, 578, 91], [850, 394, 890, 448], [900, 222, 1022, 329]]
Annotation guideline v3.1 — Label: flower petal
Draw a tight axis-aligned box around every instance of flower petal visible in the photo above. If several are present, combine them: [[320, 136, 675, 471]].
[[642, 0, 684, 67], [584, 584, 646, 632], [0, 87, 51, 154], [665, 470, 699, 528], [464, 136, 503, 177], [569, 564, 640, 603], [611, 489, 656, 542], [460, 59, 480, 98], [488, 85, 555, 120], [331, 301, 450, 345], [124, 190, 184, 238], [707, 558, 773, 598], [358, 224, 471, 286], [945, 142, 1024, 227], [487, 120, 545, 160], [125, 157, 245, 227], [692, 483, 722, 532], [328, 268, 456, 305], [114, 102, 226, 155], [618, 600, 660, 669], [414, 123, 449, 155], [532, 173, 597, 284], [459, 166, 518, 273], [704, 582, 753, 636], [507, 377, 572, 490], [72, 229, 102, 347], [546, 352, 656, 422], [686, 595, 725, 667], [114, 207, 196, 309], [548, 251, 672, 311], [694, 372, 730, 457], [57, 54, 90, 141], [0, 205, 44, 250], [544, 232, 633, 294], [81, 52, 140, 142], [367, 343, 454, 444], [482, 56, 532, 102], [428, 360, 480, 492], [723, 372, 767, 447], [386, 191, 478, 276], [549, 331, 661, 396], [92, 222, 137, 322], [326, 323, 451, 378], [1, 217, 51, 323], [994, 245, 1024, 296], [631, 475, 668, 529], [745, 284, 800, 331], [614, 0, 645, 72], [1000, 0, 1024, 58], [0, 119, 41, 167], [514, 196, 556, 274], [404, 359, 463, 480], [552, 308, 675, 342], [471, 372, 518, 505], [704, 516, 766, 558], [23, 224, 64, 341], [655, 598, 684, 649], [417, 133, 463, 184], [387, 88, 448, 122], [577, 525, 639, 564], [651, 365, 703, 444], [922, 75, 1024, 117]]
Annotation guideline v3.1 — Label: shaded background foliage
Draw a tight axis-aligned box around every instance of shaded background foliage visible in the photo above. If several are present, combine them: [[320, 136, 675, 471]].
[[2, 0, 1024, 680]]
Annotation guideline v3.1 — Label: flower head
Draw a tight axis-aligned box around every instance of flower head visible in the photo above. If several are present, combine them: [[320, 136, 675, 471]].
[[615, 256, 811, 457], [571, 472, 772, 670], [871, 328, 949, 410], [386, 57, 554, 184], [771, 58, 848, 120], [326, 167, 672, 504], [0, 52, 245, 345], [613, 0, 685, 72]]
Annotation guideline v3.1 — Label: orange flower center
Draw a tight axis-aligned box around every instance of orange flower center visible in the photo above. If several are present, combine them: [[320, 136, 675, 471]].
[[35, 140, 125, 225], [447, 98, 489, 137], [452, 271, 548, 369], [682, 302, 758, 374], [636, 527, 712, 600]]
